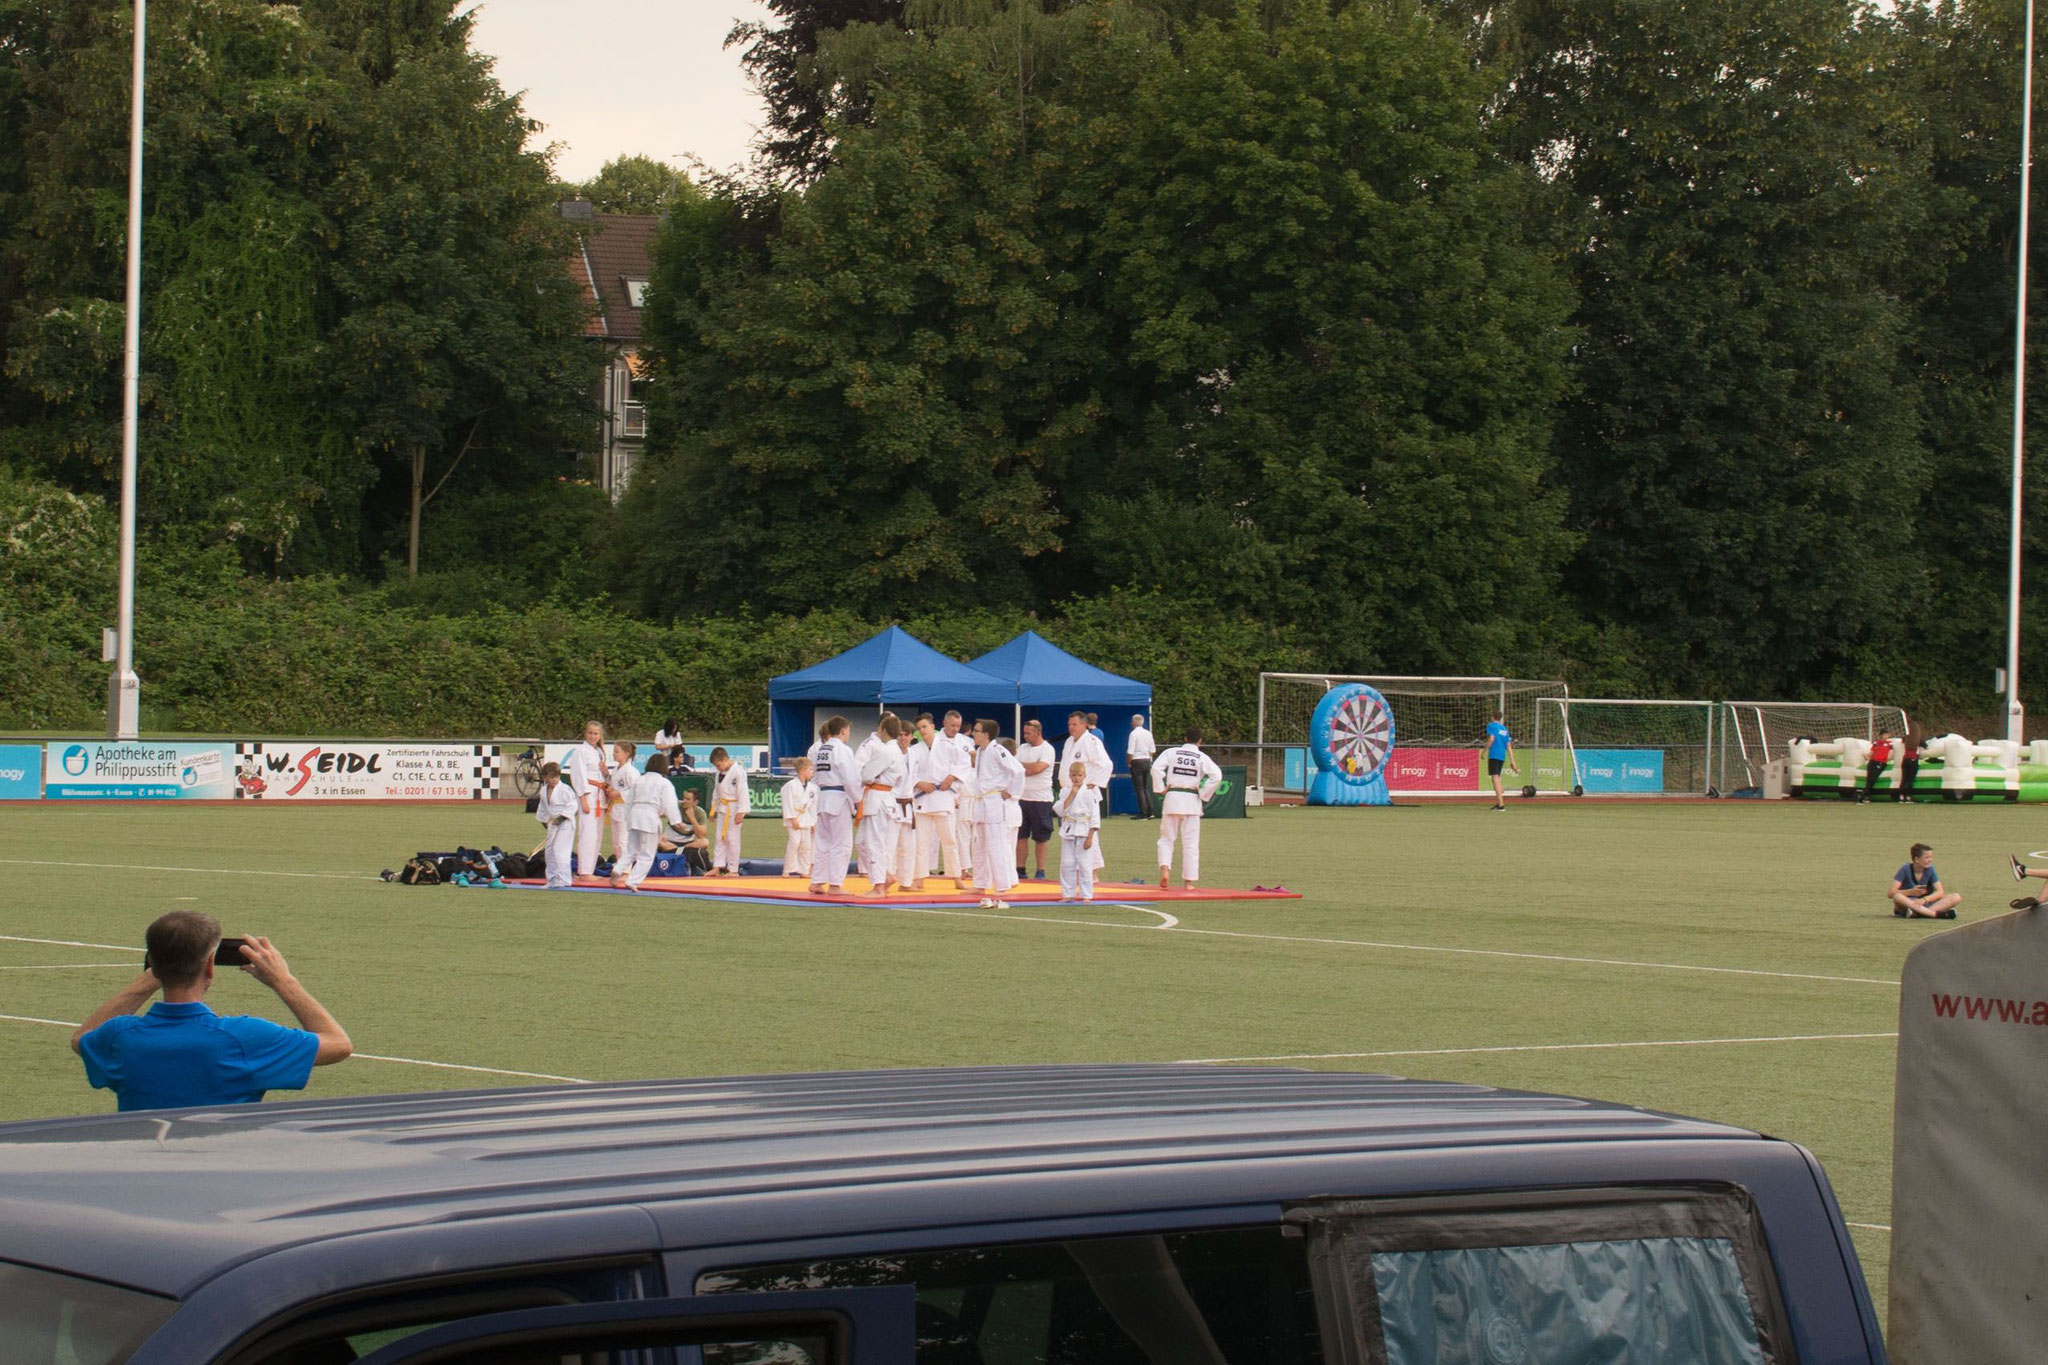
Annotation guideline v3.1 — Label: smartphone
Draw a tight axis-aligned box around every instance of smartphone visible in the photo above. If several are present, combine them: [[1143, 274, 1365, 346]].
[[142, 937, 247, 971]]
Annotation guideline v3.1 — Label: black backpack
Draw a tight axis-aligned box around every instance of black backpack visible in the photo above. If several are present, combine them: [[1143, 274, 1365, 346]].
[[397, 858, 441, 886], [498, 851, 530, 879]]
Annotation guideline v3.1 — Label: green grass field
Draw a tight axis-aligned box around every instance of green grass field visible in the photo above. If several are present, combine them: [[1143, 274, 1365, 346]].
[[3, 793, 2029, 1310]]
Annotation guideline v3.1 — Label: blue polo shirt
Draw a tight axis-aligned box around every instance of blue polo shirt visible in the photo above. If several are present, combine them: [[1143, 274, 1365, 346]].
[[1486, 722, 1511, 761], [77, 1001, 319, 1112]]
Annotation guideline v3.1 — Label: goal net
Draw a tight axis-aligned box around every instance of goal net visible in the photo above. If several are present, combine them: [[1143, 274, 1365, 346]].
[[1532, 698, 1716, 796], [1715, 701, 1911, 793], [1256, 675, 1565, 796]]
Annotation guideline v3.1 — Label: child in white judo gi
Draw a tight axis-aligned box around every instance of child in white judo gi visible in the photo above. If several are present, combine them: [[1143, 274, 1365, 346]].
[[857, 716, 906, 896], [607, 740, 639, 867], [780, 757, 819, 879], [1057, 761, 1101, 902], [1153, 727, 1224, 888], [708, 747, 748, 876], [887, 727, 921, 893], [970, 719, 1026, 909], [534, 762, 579, 888], [806, 717, 858, 895], [617, 753, 688, 891]]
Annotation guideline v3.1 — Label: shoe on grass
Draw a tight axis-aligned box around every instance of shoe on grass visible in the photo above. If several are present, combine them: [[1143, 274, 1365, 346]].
[[1937, 907, 1958, 919], [1894, 903, 1910, 918], [2011, 853, 2027, 883], [2013, 896, 2041, 911]]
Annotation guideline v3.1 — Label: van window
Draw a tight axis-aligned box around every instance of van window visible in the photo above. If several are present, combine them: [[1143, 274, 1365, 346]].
[[0, 1260, 177, 1365], [699, 1227, 1322, 1364], [1287, 1187, 1795, 1365]]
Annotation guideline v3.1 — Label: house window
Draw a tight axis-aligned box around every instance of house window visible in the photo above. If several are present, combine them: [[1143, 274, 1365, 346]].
[[621, 377, 649, 438], [625, 279, 650, 308]]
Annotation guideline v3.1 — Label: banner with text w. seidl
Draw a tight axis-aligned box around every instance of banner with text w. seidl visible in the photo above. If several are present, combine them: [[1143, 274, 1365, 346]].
[[229, 743, 499, 800]]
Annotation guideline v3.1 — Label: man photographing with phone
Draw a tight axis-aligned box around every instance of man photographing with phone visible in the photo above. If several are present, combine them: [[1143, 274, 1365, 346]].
[[71, 911, 352, 1112]]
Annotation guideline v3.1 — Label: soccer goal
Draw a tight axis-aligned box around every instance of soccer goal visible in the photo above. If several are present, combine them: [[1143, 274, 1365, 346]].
[[1714, 701, 1911, 794], [1255, 674, 1566, 797], [1531, 698, 1717, 797]]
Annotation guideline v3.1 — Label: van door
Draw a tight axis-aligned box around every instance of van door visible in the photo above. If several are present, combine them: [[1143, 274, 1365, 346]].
[[350, 1286, 916, 1365]]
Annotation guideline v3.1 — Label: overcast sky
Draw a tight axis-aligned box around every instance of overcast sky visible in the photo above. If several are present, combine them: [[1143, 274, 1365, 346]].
[[460, 0, 774, 185]]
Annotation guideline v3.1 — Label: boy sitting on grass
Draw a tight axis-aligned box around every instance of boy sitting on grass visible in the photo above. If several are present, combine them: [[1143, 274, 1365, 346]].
[[1890, 843, 1960, 919]]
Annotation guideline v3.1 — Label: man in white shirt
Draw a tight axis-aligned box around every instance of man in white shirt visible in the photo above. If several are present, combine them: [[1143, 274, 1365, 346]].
[[1013, 718, 1058, 881], [806, 717, 858, 895], [969, 719, 1025, 909], [1153, 728, 1225, 889], [616, 753, 689, 891], [1126, 714, 1157, 820], [1058, 711, 1113, 874], [565, 721, 612, 878], [912, 714, 966, 889]]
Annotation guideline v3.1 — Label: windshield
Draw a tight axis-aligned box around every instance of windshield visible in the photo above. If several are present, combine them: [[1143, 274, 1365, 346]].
[[0, 1260, 177, 1365]]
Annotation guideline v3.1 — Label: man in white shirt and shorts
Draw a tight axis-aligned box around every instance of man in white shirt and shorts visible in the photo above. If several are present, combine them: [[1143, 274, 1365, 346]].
[[1013, 718, 1058, 880]]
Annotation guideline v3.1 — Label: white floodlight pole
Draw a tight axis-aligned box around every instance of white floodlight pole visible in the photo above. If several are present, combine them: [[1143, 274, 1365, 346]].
[[107, 0, 146, 741], [2009, 0, 2038, 745]]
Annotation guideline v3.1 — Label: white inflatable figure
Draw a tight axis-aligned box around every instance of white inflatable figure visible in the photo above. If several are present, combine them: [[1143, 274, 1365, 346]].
[[1838, 737, 1871, 776], [2027, 739, 2048, 768]]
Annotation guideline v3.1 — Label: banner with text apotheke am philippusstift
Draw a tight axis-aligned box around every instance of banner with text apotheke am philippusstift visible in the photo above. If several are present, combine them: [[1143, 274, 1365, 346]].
[[40, 741, 499, 801]]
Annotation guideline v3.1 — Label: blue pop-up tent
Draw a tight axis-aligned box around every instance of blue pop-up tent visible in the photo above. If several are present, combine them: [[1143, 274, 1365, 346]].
[[968, 631, 1154, 813], [768, 627, 1016, 767]]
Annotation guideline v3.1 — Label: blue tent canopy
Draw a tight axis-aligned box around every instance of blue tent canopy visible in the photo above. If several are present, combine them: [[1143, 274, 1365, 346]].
[[967, 631, 1151, 707], [768, 627, 1014, 765], [968, 632, 1154, 813]]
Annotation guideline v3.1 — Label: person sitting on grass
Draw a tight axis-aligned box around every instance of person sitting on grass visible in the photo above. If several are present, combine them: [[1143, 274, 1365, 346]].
[[1891, 843, 1960, 919], [665, 788, 713, 875]]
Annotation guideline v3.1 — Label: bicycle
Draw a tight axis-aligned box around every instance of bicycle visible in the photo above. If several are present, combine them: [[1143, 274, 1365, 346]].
[[510, 744, 545, 799]]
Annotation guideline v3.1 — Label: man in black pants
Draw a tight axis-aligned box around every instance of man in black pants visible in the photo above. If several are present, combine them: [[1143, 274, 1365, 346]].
[[1126, 714, 1157, 819]]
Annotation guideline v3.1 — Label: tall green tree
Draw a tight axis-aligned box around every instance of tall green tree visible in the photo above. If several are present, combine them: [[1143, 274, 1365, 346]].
[[1490, 0, 1933, 693], [578, 154, 698, 215]]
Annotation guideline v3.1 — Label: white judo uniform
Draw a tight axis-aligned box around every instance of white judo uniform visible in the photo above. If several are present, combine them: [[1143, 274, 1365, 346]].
[[939, 727, 977, 874], [1058, 785, 1102, 901], [911, 739, 963, 884], [807, 736, 857, 889], [780, 776, 819, 878], [970, 740, 1026, 899], [607, 759, 639, 865], [621, 768, 684, 890], [709, 763, 748, 875], [534, 781, 580, 888], [1059, 729, 1114, 871], [888, 738, 922, 888], [565, 740, 611, 877], [1153, 742, 1224, 883], [857, 742, 905, 891]]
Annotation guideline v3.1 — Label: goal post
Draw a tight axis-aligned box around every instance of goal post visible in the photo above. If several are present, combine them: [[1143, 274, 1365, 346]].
[[1714, 701, 1911, 794], [1254, 674, 1565, 797], [1532, 698, 1717, 797]]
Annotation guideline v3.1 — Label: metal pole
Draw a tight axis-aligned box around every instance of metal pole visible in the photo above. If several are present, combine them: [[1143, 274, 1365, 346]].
[[2009, 0, 2037, 744], [107, 0, 145, 741]]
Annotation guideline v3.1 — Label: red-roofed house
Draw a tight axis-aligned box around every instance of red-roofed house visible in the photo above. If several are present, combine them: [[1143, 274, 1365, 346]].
[[563, 202, 659, 496]]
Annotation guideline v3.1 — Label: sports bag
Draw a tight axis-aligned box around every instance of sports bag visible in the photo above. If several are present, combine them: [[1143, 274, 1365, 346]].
[[397, 858, 441, 886]]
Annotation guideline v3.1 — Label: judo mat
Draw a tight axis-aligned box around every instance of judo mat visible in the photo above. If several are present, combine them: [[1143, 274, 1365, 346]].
[[499, 874, 1300, 907]]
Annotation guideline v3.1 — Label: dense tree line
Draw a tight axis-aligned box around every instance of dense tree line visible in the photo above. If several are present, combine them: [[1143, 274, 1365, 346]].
[[624, 0, 2048, 714], [8, 0, 2048, 734]]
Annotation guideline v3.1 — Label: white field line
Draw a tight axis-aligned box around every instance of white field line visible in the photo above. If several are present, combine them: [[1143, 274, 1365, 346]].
[[0, 934, 141, 953], [0, 1013, 589, 1085], [0, 858, 374, 881], [1180, 1031, 1900, 1064], [0, 963, 136, 971], [1847, 1222, 1892, 1233], [1, 859, 1900, 987]]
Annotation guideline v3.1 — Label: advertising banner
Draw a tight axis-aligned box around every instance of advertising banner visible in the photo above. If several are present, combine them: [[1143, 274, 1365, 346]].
[[44, 742, 237, 800], [230, 742, 499, 801], [0, 744, 45, 800], [1385, 747, 1482, 793], [1573, 749, 1666, 794], [1891, 909, 2048, 1362]]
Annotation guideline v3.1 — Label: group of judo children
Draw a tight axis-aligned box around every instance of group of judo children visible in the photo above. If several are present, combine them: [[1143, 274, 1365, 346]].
[[531, 712, 1222, 905], [789, 711, 1101, 908], [533, 721, 750, 891]]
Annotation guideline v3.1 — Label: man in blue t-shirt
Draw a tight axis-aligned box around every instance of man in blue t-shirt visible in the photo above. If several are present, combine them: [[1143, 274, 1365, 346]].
[[1484, 711, 1519, 812], [1889, 843, 1960, 920], [72, 911, 352, 1112]]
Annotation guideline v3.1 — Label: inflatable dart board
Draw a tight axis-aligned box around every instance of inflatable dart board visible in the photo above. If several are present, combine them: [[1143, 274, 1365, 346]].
[[1307, 683, 1394, 807]]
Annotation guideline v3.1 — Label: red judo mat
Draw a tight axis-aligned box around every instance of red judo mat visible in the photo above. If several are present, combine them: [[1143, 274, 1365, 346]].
[[501, 874, 1299, 906]]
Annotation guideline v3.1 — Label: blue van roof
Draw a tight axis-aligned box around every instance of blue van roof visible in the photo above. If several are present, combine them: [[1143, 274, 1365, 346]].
[[0, 1065, 1760, 1297]]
